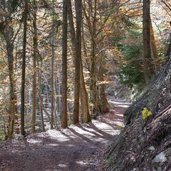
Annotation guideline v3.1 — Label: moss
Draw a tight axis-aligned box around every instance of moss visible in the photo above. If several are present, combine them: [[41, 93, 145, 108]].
[[142, 107, 152, 120], [104, 155, 114, 168]]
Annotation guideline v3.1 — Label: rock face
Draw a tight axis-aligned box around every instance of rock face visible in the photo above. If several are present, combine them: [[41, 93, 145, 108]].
[[104, 57, 171, 171]]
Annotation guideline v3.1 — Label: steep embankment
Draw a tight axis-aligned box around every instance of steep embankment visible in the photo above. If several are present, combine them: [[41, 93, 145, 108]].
[[104, 58, 171, 170], [104, 107, 171, 171]]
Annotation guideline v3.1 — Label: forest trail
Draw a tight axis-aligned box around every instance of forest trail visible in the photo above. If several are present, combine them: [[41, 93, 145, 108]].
[[0, 101, 130, 171]]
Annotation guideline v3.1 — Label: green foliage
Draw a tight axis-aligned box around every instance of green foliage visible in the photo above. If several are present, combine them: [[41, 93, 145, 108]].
[[110, 36, 125, 45], [104, 156, 113, 168], [117, 29, 145, 89], [10, 0, 19, 13], [119, 65, 144, 88], [141, 107, 152, 120], [121, 43, 142, 61]]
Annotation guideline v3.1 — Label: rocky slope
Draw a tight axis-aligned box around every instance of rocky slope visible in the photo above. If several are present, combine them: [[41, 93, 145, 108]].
[[104, 57, 171, 171]]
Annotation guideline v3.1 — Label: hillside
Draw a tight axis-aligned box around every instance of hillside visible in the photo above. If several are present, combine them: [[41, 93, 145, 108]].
[[104, 56, 171, 170]]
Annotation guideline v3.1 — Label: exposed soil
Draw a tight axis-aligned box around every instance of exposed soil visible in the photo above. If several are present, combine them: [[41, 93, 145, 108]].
[[0, 102, 128, 171]]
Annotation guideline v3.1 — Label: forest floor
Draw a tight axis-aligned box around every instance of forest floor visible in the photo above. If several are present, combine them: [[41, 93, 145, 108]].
[[0, 100, 130, 171]]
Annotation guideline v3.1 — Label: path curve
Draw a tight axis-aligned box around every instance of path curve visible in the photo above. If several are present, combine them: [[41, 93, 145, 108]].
[[0, 104, 128, 171]]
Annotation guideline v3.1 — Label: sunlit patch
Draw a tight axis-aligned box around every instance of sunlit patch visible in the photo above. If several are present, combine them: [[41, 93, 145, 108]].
[[57, 163, 67, 168], [27, 139, 42, 144], [69, 125, 95, 137], [76, 160, 88, 165], [108, 100, 131, 108], [114, 121, 124, 127], [115, 113, 123, 117], [93, 120, 113, 129], [46, 130, 69, 142], [92, 120, 121, 136], [47, 143, 59, 147]]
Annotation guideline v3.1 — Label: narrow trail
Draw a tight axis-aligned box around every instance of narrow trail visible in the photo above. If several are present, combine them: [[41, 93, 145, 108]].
[[0, 101, 130, 171]]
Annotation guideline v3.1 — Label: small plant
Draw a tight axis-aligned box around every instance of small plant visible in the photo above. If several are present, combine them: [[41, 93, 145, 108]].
[[142, 107, 152, 120]]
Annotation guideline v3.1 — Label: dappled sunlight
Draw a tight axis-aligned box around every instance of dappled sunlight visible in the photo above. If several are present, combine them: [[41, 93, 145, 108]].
[[115, 113, 123, 117], [27, 139, 43, 144], [47, 143, 59, 147], [92, 120, 121, 136], [0, 106, 125, 171], [69, 125, 97, 137], [76, 160, 88, 165], [57, 163, 68, 168], [108, 100, 131, 108], [46, 130, 70, 142]]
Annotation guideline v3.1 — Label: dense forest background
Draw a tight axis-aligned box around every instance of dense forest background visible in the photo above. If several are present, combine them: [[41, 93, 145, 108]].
[[0, 0, 170, 140]]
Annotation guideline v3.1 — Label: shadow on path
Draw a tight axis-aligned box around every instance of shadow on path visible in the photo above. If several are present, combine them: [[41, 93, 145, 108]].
[[0, 102, 129, 171]]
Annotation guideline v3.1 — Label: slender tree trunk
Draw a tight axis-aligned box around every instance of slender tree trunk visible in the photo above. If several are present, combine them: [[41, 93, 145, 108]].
[[80, 61, 91, 122], [143, 0, 154, 84], [21, 0, 28, 136], [61, 0, 68, 128], [2, 1, 18, 138], [32, 0, 37, 133], [38, 61, 45, 132], [89, 0, 99, 118], [51, 36, 55, 129], [73, 0, 82, 124], [5, 36, 17, 138], [50, 0, 56, 129], [98, 63, 110, 113]]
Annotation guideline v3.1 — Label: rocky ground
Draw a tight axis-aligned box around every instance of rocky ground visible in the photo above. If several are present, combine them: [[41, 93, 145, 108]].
[[0, 102, 128, 171]]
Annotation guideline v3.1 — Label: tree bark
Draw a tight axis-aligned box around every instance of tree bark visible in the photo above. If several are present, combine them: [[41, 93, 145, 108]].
[[4, 28, 18, 138], [80, 61, 91, 122], [72, 0, 82, 124], [98, 63, 110, 113], [88, 0, 99, 118], [50, 0, 55, 129], [1, 1, 18, 139], [61, 0, 68, 128], [38, 60, 45, 132], [68, 0, 91, 123], [143, 0, 154, 84], [32, 0, 37, 133], [21, 0, 28, 136]]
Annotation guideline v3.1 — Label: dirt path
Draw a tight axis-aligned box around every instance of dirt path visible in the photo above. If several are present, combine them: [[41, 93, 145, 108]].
[[0, 103, 129, 171]]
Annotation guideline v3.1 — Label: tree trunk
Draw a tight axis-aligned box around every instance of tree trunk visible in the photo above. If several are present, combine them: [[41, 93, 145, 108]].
[[72, 0, 82, 124], [50, 0, 57, 129], [32, 0, 37, 133], [98, 63, 110, 113], [143, 0, 154, 84], [80, 61, 91, 122], [61, 0, 68, 128], [51, 45, 55, 129], [21, 0, 28, 136], [38, 60, 45, 132], [4, 27, 18, 138], [2, 0, 18, 138], [89, 0, 99, 118]]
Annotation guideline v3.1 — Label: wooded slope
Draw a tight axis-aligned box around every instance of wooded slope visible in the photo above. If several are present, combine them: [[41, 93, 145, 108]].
[[104, 55, 171, 171]]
